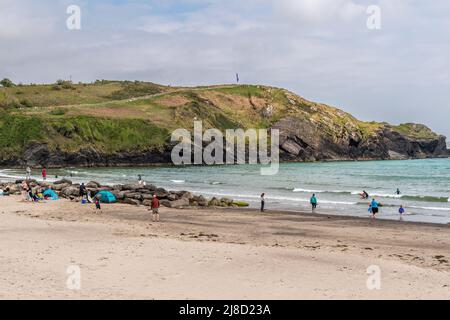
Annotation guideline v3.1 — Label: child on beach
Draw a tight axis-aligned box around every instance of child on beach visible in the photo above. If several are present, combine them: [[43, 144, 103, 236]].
[[150, 195, 160, 222], [399, 205, 405, 215], [94, 197, 102, 213], [42, 167, 47, 181], [25, 166, 31, 180]]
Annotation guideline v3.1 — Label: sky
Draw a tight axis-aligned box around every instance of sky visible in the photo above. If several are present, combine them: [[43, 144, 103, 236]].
[[1, 0, 450, 138]]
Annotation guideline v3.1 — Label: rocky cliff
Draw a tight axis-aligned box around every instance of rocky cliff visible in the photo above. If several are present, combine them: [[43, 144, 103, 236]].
[[0, 81, 447, 167]]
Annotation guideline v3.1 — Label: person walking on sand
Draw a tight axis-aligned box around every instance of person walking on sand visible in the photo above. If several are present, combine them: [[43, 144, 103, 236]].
[[310, 194, 318, 212], [25, 166, 31, 180], [150, 195, 160, 222], [370, 198, 379, 218], [42, 167, 47, 181], [260, 193, 265, 212]]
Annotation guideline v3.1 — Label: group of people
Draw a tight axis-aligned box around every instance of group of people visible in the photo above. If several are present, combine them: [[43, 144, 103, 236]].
[[260, 193, 318, 213], [20, 180, 53, 203], [260, 189, 408, 219]]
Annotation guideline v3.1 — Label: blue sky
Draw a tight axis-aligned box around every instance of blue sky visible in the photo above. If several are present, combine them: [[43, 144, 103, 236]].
[[1, 0, 450, 138]]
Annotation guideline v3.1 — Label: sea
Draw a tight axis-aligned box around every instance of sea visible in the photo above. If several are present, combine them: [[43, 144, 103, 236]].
[[1, 158, 450, 224]]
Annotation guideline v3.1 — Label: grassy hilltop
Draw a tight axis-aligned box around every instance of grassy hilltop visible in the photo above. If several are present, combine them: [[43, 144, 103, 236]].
[[0, 80, 446, 166]]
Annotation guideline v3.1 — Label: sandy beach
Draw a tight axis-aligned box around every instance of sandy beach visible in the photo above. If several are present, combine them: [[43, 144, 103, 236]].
[[0, 195, 449, 300]]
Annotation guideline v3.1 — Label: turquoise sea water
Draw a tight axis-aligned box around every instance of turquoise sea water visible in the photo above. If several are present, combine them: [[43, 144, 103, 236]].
[[2, 158, 450, 224]]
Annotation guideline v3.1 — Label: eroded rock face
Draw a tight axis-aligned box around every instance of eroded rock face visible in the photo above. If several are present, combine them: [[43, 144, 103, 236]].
[[273, 116, 448, 162]]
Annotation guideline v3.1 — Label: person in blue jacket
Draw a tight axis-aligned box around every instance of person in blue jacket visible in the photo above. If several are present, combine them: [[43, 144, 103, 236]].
[[370, 199, 379, 218]]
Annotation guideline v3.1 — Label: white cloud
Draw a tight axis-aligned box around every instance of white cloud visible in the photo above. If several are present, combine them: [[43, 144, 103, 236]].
[[1, 0, 450, 137]]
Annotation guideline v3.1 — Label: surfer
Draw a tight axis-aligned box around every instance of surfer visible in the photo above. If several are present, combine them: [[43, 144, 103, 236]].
[[396, 188, 401, 195], [360, 190, 369, 199]]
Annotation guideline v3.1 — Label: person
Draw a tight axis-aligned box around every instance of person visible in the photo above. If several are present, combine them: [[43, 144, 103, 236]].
[[361, 190, 369, 199], [42, 167, 47, 181], [399, 205, 405, 215], [26, 166, 31, 180], [310, 194, 318, 212], [260, 193, 265, 212], [94, 197, 102, 213], [396, 188, 401, 195], [370, 198, 379, 218], [21, 180, 29, 201], [79, 183, 86, 198], [151, 195, 160, 222]]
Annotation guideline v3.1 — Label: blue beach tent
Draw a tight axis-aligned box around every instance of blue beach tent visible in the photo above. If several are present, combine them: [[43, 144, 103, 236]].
[[43, 189, 59, 200], [96, 190, 117, 203]]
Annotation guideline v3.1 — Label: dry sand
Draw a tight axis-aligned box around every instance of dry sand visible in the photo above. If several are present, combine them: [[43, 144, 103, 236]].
[[0, 195, 449, 300]]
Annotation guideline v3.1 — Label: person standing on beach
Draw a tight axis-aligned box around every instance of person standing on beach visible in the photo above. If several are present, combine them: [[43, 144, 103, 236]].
[[370, 199, 379, 218], [310, 194, 318, 212], [260, 193, 265, 212], [25, 166, 31, 180], [42, 167, 47, 181], [79, 183, 86, 198], [138, 175, 143, 185], [151, 195, 160, 222]]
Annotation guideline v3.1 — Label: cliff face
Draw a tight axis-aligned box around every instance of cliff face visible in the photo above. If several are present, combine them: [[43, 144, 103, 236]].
[[0, 81, 447, 167]]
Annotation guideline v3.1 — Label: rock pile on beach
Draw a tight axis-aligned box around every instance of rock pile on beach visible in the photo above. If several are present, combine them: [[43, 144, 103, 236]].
[[0, 179, 249, 209]]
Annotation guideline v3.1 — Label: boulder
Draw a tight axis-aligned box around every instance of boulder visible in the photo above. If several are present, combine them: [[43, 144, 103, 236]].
[[52, 183, 71, 191], [142, 200, 152, 207], [143, 184, 157, 191], [168, 198, 190, 208], [54, 179, 72, 185], [160, 200, 171, 208], [86, 181, 101, 188], [220, 197, 234, 206], [120, 198, 141, 206], [155, 188, 170, 199], [208, 197, 221, 207], [122, 184, 144, 191], [61, 187, 80, 197]]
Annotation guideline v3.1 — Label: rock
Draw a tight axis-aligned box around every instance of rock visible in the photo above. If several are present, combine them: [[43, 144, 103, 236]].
[[112, 190, 126, 200], [112, 184, 123, 191], [160, 200, 171, 208], [120, 198, 141, 206], [61, 187, 80, 197], [208, 197, 221, 207], [52, 183, 71, 191], [143, 184, 157, 191], [142, 200, 152, 207], [167, 193, 179, 201], [196, 195, 208, 207], [233, 201, 250, 207], [86, 181, 101, 188], [168, 198, 190, 208], [177, 191, 193, 199], [54, 179, 72, 185], [122, 183, 144, 191], [155, 188, 170, 199], [220, 197, 233, 206]]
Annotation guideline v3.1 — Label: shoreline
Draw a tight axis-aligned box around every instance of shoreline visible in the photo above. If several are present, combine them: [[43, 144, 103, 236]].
[[0, 195, 449, 299], [1, 154, 449, 169]]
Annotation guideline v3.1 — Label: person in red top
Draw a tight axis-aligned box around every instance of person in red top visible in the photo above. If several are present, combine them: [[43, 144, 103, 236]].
[[150, 195, 160, 222], [42, 167, 47, 181]]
